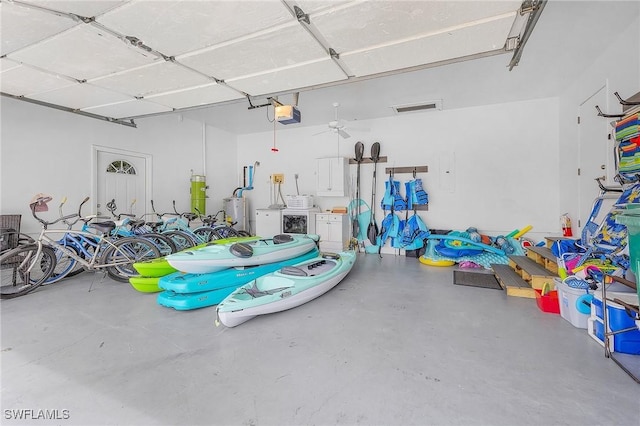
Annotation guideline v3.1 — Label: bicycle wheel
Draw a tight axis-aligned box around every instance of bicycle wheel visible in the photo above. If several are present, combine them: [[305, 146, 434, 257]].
[[162, 230, 197, 251], [101, 237, 161, 282], [211, 225, 241, 239], [192, 226, 219, 243], [140, 233, 177, 255], [44, 245, 80, 285], [1, 244, 57, 299]]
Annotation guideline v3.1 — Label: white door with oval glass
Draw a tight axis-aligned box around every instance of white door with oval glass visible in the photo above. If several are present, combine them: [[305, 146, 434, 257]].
[[94, 147, 151, 218]]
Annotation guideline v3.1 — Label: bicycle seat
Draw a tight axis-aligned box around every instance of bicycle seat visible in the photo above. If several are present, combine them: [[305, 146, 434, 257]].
[[183, 213, 198, 221], [88, 221, 116, 235]]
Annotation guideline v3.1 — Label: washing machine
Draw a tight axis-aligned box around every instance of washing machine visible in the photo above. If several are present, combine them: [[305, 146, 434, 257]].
[[281, 207, 320, 235]]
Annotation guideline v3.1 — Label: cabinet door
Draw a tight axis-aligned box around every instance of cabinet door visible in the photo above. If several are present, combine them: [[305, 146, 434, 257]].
[[327, 219, 342, 243], [317, 159, 333, 194], [316, 214, 348, 249], [317, 158, 346, 196], [315, 214, 331, 243]]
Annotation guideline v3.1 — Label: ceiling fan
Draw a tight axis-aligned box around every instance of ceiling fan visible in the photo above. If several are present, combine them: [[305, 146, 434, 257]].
[[316, 102, 351, 139]]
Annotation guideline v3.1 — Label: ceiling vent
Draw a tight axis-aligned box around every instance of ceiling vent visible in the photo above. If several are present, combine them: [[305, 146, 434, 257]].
[[391, 100, 442, 115]]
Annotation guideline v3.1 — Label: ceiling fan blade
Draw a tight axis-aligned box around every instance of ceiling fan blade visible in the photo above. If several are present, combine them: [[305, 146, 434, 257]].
[[313, 129, 331, 136], [338, 129, 351, 139]]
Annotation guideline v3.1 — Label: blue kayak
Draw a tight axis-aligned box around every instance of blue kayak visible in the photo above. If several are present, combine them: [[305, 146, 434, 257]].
[[157, 248, 319, 310]]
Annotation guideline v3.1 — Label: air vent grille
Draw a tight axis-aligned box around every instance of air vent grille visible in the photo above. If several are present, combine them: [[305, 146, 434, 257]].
[[392, 100, 442, 114]]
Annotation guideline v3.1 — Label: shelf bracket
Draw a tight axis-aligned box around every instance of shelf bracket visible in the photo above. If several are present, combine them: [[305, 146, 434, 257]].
[[595, 105, 624, 119], [615, 91, 640, 107]]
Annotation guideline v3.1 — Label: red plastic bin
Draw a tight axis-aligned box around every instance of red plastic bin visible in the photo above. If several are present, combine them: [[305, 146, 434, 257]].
[[535, 288, 561, 314]]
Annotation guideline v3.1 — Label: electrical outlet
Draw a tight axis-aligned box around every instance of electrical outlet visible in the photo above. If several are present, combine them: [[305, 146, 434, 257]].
[[273, 174, 284, 184]]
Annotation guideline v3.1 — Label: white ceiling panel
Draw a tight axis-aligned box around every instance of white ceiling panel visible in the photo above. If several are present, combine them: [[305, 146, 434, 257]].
[[29, 83, 132, 110], [311, 0, 521, 53], [82, 99, 173, 119], [180, 23, 327, 80], [0, 1, 78, 56], [20, 0, 126, 18], [342, 14, 515, 77], [0, 64, 76, 96], [0, 58, 22, 73], [7, 24, 159, 81], [0, 0, 541, 126], [90, 62, 213, 97], [96, 0, 294, 57], [227, 58, 348, 97], [145, 83, 244, 109]]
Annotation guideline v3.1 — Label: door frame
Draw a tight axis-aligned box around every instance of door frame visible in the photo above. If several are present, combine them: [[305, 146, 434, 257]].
[[91, 145, 153, 216], [577, 82, 615, 230]]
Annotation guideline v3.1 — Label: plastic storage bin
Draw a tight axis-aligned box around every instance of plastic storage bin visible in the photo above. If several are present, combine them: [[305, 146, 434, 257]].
[[555, 277, 595, 329], [589, 287, 640, 354]]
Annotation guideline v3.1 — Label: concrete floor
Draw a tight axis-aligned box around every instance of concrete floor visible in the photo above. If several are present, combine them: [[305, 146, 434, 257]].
[[1, 253, 638, 426]]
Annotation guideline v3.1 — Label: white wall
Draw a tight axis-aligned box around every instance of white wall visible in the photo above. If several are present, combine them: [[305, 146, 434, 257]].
[[238, 97, 560, 248], [0, 98, 238, 234], [558, 12, 640, 231]]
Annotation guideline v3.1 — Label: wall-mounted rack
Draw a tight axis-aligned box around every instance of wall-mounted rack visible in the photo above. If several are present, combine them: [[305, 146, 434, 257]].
[[616, 91, 640, 109], [384, 166, 428, 174], [349, 156, 388, 165], [596, 91, 640, 118]]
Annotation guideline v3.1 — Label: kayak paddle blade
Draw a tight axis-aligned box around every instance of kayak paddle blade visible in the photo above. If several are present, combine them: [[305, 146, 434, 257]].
[[367, 222, 379, 246], [355, 141, 364, 162], [370, 141, 380, 162]]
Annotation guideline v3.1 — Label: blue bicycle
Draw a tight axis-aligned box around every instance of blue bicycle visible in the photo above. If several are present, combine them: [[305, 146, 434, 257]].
[[105, 199, 177, 256]]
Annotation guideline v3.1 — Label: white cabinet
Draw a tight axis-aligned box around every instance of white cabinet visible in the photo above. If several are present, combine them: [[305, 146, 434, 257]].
[[317, 157, 348, 197], [315, 213, 349, 252], [255, 209, 281, 238]]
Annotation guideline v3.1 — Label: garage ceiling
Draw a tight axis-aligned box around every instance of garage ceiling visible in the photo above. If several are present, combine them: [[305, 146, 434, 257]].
[[0, 0, 537, 127]]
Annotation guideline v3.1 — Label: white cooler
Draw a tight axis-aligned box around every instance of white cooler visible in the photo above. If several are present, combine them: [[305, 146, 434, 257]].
[[555, 277, 596, 329]]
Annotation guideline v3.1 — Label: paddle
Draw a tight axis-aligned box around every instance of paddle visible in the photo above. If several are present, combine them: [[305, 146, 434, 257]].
[[367, 142, 380, 245], [353, 141, 365, 240]]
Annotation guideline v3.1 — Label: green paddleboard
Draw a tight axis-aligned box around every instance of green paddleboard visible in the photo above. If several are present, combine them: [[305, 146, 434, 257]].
[[129, 276, 162, 293]]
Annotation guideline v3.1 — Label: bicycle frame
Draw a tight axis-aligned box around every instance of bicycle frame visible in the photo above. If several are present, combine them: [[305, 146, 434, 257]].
[[35, 228, 127, 272], [27, 197, 143, 274]]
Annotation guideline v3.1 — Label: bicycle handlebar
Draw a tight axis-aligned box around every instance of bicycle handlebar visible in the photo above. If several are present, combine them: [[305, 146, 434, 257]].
[[31, 196, 90, 228], [31, 203, 78, 227], [150, 199, 180, 220]]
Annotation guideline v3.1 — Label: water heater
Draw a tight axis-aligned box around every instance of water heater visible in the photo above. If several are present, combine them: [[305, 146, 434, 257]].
[[224, 197, 247, 231]]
